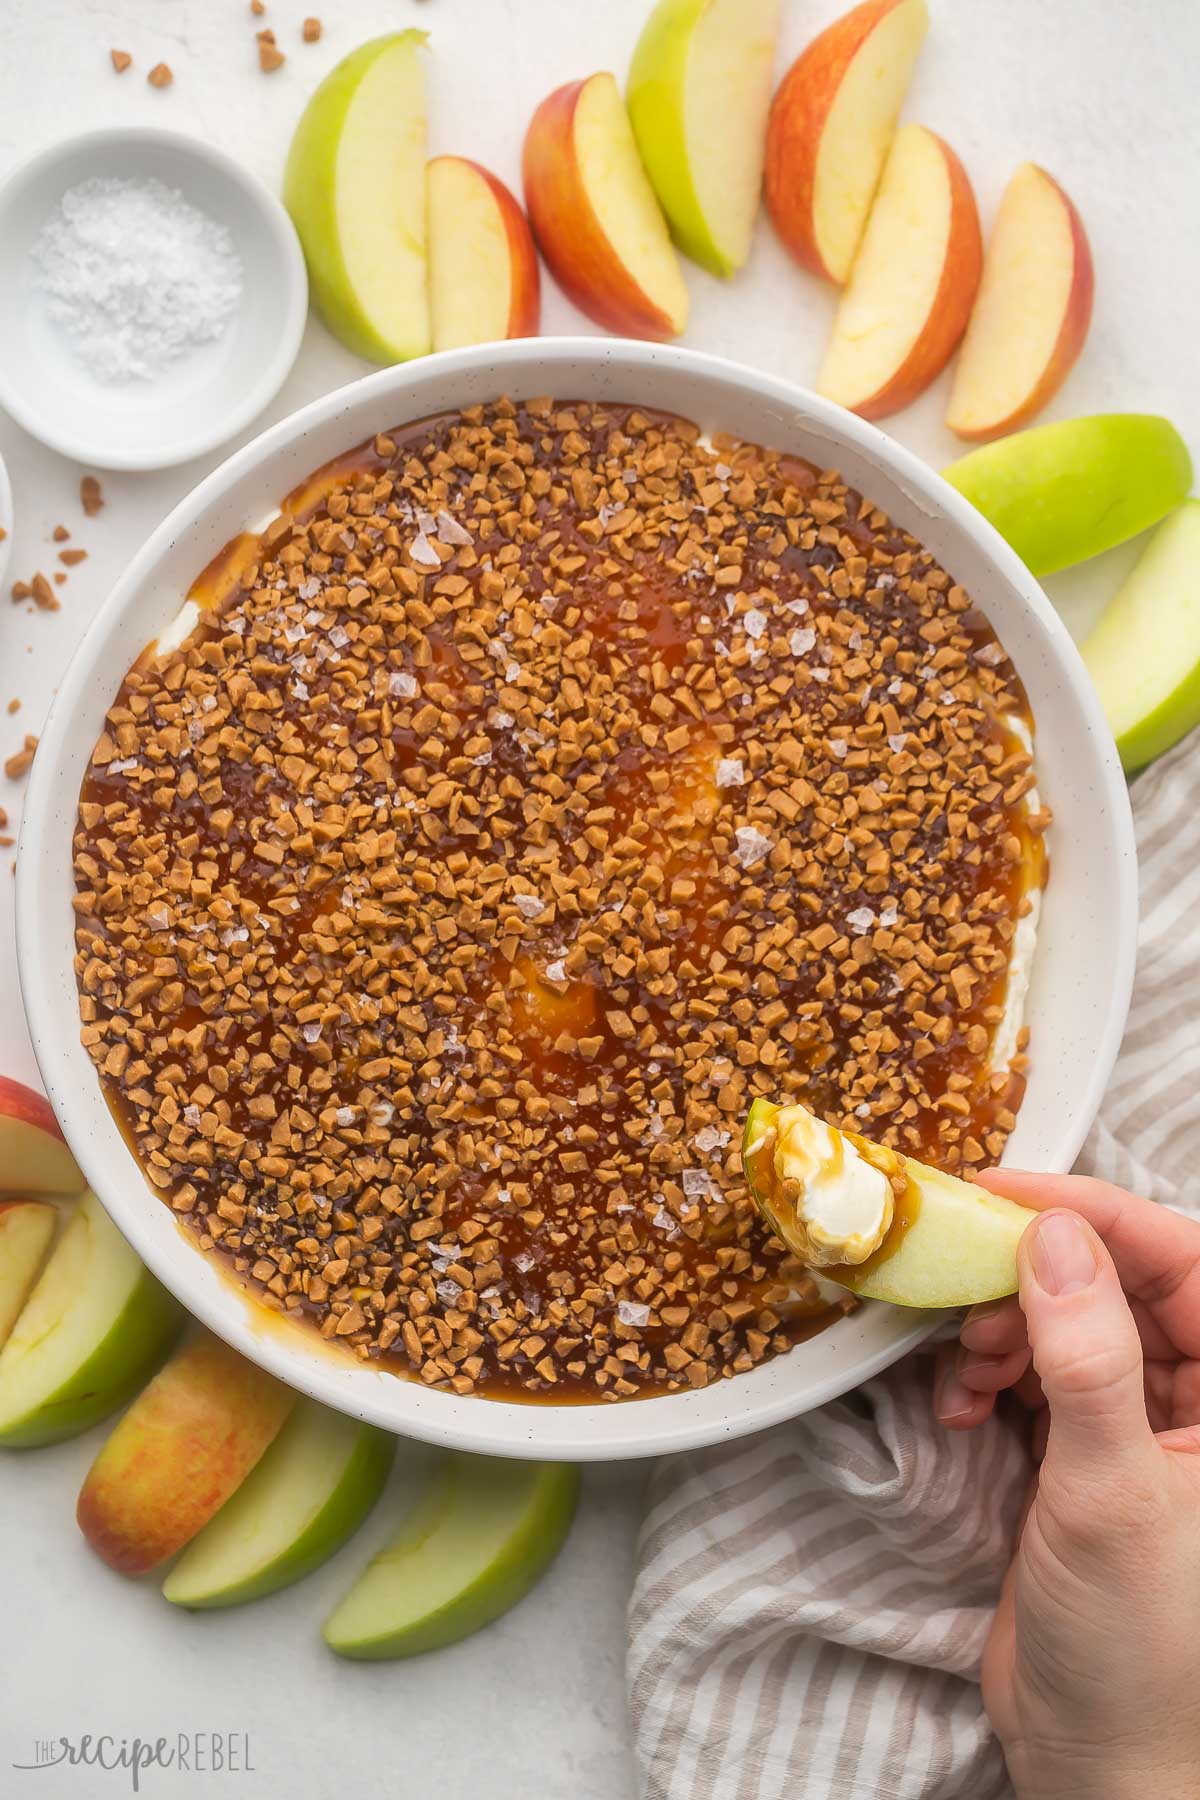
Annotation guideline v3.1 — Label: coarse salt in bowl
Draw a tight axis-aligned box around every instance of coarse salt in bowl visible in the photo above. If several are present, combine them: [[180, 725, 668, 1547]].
[[0, 127, 307, 470], [16, 340, 1137, 1461]]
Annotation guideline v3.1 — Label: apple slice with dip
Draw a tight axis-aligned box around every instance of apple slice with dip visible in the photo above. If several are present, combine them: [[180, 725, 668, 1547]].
[[742, 1098, 1034, 1308]]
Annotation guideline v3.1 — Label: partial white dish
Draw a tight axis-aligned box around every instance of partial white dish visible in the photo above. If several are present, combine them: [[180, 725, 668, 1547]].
[[0, 449, 11, 595], [15, 340, 1137, 1461], [0, 128, 307, 471]]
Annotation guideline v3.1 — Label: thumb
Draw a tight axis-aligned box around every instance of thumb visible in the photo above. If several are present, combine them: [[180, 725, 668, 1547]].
[[1018, 1208, 1154, 1480]]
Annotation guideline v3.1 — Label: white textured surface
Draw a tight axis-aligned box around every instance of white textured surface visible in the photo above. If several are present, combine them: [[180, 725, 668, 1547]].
[[0, 1, 1196, 1794]]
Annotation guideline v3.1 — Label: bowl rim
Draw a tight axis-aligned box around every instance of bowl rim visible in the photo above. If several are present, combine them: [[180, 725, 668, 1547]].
[[0, 124, 309, 471], [15, 338, 1138, 1458]]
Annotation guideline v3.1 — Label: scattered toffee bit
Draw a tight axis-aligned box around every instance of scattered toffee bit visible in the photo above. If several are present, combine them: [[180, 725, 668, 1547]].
[[0, 806, 7, 827], [72, 399, 1044, 1403], [81, 476, 104, 517], [6, 736, 37, 781], [302, 17, 322, 42], [21, 573, 59, 612], [0, 527, 7, 543], [251, 0, 266, 14], [60, 549, 88, 567], [259, 37, 286, 71], [147, 62, 173, 89], [53, 572, 67, 588], [6, 701, 19, 715], [53, 525, 70, 542], [111, 49, 132, 73]]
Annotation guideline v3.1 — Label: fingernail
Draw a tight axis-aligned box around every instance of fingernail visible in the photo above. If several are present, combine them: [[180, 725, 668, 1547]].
[[960, 1300, 1005, 1347], [1029, 1213, 1097, 1297], [936, 1358, 975, 1422]]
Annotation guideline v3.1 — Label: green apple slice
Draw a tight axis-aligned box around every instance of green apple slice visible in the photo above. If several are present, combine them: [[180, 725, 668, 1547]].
[[323, 1453, 579, 1659], [0, 1190, 181, 1447], [1083, 499, 1200, 773], [628, 0, 781, 277], [743, 1098, 1034, 1308], [0, 1200, 58, 1348], [283, 31, 430, 364], [942, 413, 1192, 576], [163, 1402, 394, 1609]]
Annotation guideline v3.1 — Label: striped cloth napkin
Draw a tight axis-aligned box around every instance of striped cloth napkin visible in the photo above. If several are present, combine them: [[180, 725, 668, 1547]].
[[627, 730, 1199, 1800]]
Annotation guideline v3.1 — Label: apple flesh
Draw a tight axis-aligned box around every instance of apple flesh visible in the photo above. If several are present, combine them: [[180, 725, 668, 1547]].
[[817, 123, 981, 420], [1083, 500, 1200, 773], [0, 1200, 57, 1348], [284, 31, 430, 364], [943, 414, 1193, 577], [163, 1401, 394, 1610], [946, 163, 1094, 440], [77, 1332, 294, 1575], [323, 1453, 579, 1659], [743, 1098, 1034, 1308], [765, 0, 929, 284], [427, 156, 540, 353], [0, 1075, 84, 1195], [523, 72, 688, 340], [627, 0, 781, 278], [0, 1190, 181, 1447]]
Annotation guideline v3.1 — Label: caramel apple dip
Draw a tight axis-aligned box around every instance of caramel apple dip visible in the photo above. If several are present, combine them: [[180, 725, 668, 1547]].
[[72, 399, 1046, 1402]]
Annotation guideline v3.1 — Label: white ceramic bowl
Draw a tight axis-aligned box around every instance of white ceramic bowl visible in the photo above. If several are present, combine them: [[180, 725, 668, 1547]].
[[0, 128, 307, 470], [16, 341, 1137, 1460]]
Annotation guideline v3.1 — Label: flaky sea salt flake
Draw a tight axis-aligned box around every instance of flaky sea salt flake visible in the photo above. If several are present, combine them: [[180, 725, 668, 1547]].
[[735, 825, 773, 868]]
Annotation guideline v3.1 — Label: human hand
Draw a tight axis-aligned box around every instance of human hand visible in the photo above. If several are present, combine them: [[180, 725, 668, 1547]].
[[932, 1172, 1200, 1800]]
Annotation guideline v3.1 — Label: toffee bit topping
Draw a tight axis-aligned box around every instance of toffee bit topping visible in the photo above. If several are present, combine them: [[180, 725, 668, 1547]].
[[71, 398, 1043, 1402]]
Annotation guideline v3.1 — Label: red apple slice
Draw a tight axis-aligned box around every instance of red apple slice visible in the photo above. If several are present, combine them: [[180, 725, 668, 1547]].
[[816, 123, 982, 420], [77, 1332, 294, 1575], [946, 162, 1094, 440], [427, 156, 540, 353], [0, 1199, 57, 1348], [0, 1076, 84, 1195], [765, 0, 929, 284], [523, 72, 689, 340]]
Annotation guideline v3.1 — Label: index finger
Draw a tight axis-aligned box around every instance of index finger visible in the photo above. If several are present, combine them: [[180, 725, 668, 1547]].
[[978, 1169, 1200, 1355]]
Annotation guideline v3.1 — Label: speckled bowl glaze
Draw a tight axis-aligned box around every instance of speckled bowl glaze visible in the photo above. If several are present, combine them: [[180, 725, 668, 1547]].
[[15, 341, 1137, 1461]]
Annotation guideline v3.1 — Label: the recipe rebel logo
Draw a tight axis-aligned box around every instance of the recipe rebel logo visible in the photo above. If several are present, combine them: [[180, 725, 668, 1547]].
[[11, 1732, 255, 1791]]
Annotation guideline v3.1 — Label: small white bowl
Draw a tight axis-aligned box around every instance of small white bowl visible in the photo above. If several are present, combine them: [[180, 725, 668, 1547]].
[[0, 128, 307, 471], [16, 341, 1137, 1461]]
